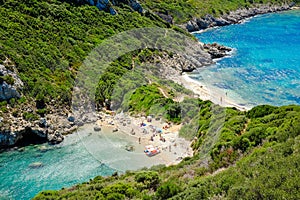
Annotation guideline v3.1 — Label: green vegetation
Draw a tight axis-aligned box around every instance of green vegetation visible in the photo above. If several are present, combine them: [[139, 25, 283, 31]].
[[2, 0, 299, 199], [141, 0, 294, 23], [0, 0, 170, 106], [34, 104, 300, 199]]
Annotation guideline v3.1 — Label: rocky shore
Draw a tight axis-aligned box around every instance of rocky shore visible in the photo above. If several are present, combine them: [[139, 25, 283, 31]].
[[0, 41, 232, 149], [2, 2, 292, 149], [181, 3, 294, 32]]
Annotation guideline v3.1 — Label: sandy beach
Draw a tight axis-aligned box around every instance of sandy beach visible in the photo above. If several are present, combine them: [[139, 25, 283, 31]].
[[91, 60, 255, 167], [93, 71, 251, 167], [176, 73, 251, 111], [96, 112, 193, 166]]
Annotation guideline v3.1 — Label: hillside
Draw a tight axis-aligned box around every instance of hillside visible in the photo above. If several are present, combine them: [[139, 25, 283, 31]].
[[34, 103, 300, 199], [140, 0, 295, 24], [0, 0, 173, 147], [0, 0, 299, 199]]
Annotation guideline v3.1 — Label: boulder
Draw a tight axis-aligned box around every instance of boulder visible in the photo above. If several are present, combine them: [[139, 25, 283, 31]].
[[80, 0, 143, 14], [0, 81, 21, 101], [0, 64, 23, 101], [93, 125, 101, 132], [112, 128, 118, 132], [67, 115, 75, 122], [39, 118, 47, 128], [47, 130, 64, 144], [29, 162, 43, 168]]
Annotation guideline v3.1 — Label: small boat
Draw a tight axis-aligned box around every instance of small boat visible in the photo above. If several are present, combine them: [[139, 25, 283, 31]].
[[144, 145, 160, 157]]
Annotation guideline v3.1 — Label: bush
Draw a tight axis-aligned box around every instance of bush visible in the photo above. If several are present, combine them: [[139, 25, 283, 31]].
[[23, 112, 39, 121], [156, 182, 181, 199], [135, 171, 160, 189]]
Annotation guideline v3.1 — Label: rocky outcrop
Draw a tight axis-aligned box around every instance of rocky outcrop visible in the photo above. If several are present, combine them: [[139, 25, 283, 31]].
[[0, 64, 23, 101], [156, 12, 174, 24], [78, 0, 143, 15], [0, 82, 21, 101], [150, 42, 231, 73], [203, 43, 232, 59], [182, 4, 293, 32], [0, 117, 65, 148]]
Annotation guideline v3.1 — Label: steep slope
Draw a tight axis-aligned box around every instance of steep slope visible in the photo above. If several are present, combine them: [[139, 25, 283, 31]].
[[33, 104, 300, 199], [0, 0, 173, 147]]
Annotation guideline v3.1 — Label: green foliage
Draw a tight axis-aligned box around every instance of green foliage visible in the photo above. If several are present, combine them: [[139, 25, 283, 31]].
[[140, 0, 292, 23], [0, 0, 169, 106], [135, 171, 160, 189], [2, 75, 15, 85], [156, 182, 181, 199], [247, 104, 276, 118], [34, 104, 300, 200], [128, 83, 170, 114], [23, 112, 39, 121]]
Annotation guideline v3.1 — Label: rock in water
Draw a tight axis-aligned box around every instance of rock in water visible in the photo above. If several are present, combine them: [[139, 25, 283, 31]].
[[29, 162, 43, 168], [112, 128, 118, 132], [94, 125, 101, 132], [125, 145, 135, 152]]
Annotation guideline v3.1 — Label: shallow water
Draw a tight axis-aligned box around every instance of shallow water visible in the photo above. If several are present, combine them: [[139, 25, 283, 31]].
[[2, 10, 300, 200], [194, 10, 300, 108], [0, 125, 165, 200]]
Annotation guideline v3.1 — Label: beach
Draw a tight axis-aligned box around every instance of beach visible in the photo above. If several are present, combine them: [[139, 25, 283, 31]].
[[96, 112, 193, 167], [178, 73, 250, 111], [92, 68, 251, 167]]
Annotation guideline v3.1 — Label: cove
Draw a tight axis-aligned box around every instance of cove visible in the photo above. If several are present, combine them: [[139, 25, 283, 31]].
[[193, 9, 300, 108], [0, 125, 167, 200]]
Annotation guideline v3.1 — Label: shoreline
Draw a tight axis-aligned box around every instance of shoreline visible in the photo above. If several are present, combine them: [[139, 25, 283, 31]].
[[96, 113, 193, 167], [2, 3, 297, 152], [179, 74, 251, 111], [182, 3, 294, 32]]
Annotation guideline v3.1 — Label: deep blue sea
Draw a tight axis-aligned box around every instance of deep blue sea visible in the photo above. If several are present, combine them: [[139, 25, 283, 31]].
[[1, 10, 300, 200], [193, 10, 300, 108]]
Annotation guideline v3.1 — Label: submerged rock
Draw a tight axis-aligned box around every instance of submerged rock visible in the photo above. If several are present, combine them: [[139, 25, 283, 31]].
[[125, 145, 135, 152], [93, 125, 101, 132], [29, 162, 43, 169], [203, 43, 232, 59], [112, 128, 118, 132]]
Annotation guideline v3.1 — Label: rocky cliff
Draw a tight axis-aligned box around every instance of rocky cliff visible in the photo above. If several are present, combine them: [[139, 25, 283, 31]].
[[182, 4, 293, 32], [0, 64, 22, 101], [77, 0, 143, 15]]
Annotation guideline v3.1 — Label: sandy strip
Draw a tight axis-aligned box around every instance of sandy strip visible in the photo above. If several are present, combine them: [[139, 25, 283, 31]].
[[97, 113, 193, 166], [94, 69, 251, 166], [176, 73, 251, 111]]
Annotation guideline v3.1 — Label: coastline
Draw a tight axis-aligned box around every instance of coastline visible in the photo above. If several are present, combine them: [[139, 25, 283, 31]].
[[1, 2, 296, 153], [178, 74, 250, 111], [95, 112, 193, 167], [181, 3, 294, 32]]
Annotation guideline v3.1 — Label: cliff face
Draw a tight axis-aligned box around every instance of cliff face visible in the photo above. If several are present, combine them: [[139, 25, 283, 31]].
[[181, 4, 292, 32], [0, 64, 22, 101], [78, 0, 143, 15]]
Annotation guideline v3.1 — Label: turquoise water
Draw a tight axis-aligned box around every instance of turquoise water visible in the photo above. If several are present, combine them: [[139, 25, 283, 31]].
[[194, 10, 300, 108], [0, 125, 164, 200], [2, 10, 300, 200]]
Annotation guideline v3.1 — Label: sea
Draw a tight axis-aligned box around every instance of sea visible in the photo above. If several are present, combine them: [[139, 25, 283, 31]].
[[193, 9, 300, 108], [0, 125, 164, 200], [0, 9, 300, 200]]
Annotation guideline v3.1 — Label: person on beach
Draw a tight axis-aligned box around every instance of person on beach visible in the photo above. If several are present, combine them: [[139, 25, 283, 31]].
[[138, 137, 141, 144], [150, 136, 154, 141]]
